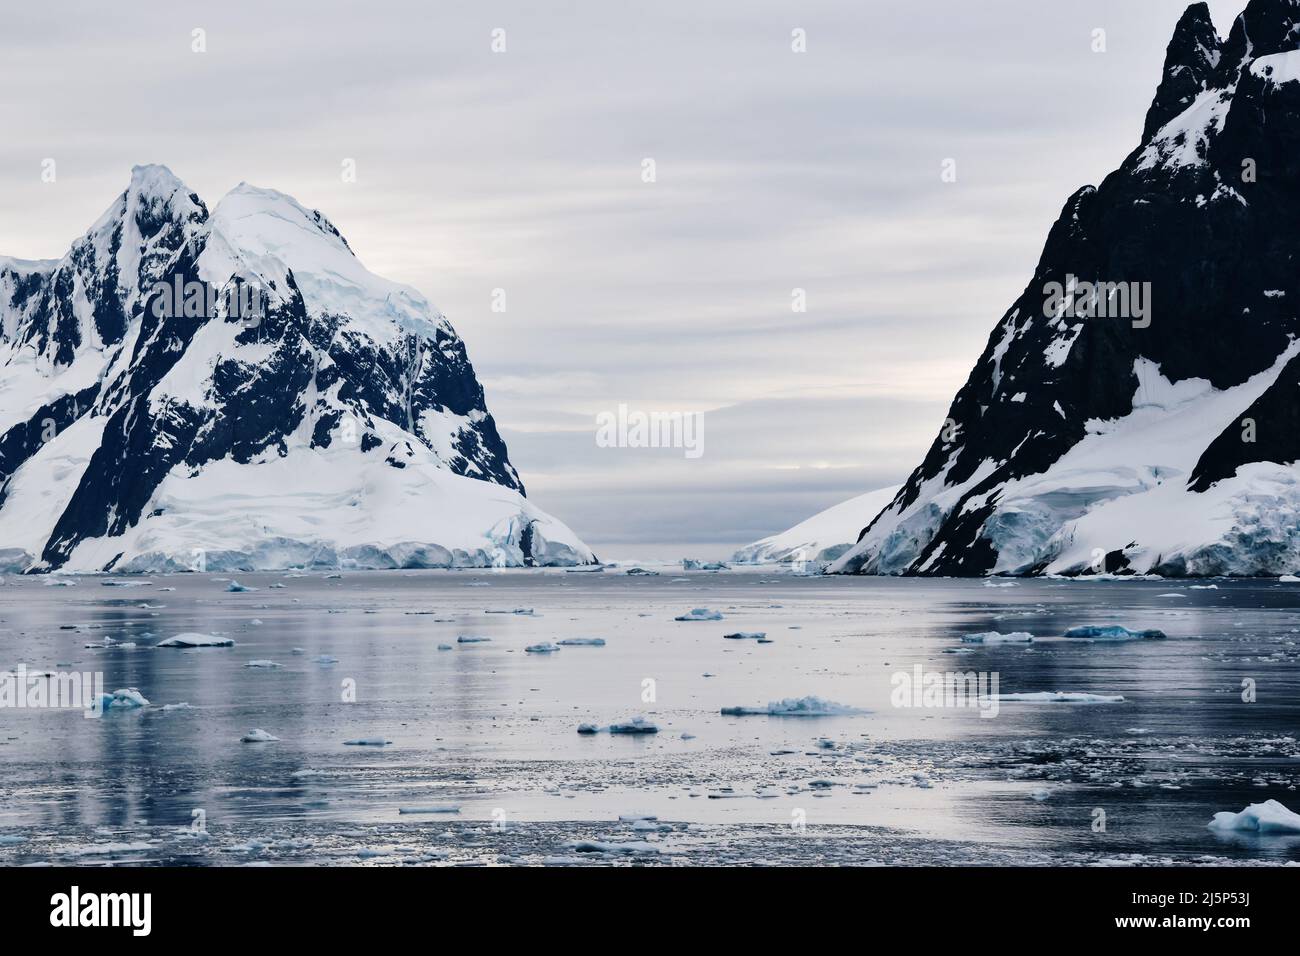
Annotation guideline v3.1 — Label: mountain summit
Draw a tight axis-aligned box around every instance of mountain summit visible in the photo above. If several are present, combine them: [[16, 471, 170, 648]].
[[0, 165, 593, 572], [832, 0, 1300, 577]]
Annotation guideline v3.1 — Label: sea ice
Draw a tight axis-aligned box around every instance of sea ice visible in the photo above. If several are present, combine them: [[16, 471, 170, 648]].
[[226, 580, 258, 592], [156, 633, 235, 648], [397, 806, 461, 814], [556, 638, 605, 646], [241, 729, 280, 742], [608, 716, 659, 734], [243, 660, 282, 668], [456, 636, 490, 643], [992, 692, 1125, 703], [524, 642, 560, 653], [1064, 625, 1167, 640], [343, 737, 391, 746], [723, 631, 767, 640], [98, 688, 149, 709], [1207, 799, 1300, 834], [961, 631, 1034, 644], [675, 608, 724, 621], [721, 696, 863, 716]]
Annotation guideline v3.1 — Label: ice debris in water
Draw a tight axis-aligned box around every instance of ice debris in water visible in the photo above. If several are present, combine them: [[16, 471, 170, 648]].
[[312, 655, 339, 664], [397, 805, 461, 814], [721, 696, 863, 716], [524, 642, 560, 653], [556, 638, 605, 646], [241, 728, 280, 743], [992, 691, 1125, 703], [675, 608, 724, 621], [566, 839, 661, 855], [723, 631, 767, 640], [226, 580, 258, 592], [344, 737, 391, 746], [1207, 799, 1300, 834], [98, 688, 149, 709], [609, 716, 659, 734], [456, 635, 490, 643], [961, 631, 1034, 644], [578, 716, 659, 734], [1064, 625, 1166, 640], [243, 660, 282, 668], [156, 633, 235, 648]]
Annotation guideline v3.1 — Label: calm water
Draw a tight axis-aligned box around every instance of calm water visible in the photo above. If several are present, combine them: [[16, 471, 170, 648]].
[[1, 568, 1298, 865]]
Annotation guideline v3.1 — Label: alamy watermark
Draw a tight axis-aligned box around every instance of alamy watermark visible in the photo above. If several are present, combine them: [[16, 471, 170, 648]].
[[595, 403, 704, 459], [150, 276, 268, 325], [1, 666, 105, 717], [890, 665, 1001, 718], [1043, 274, 1151, 329]]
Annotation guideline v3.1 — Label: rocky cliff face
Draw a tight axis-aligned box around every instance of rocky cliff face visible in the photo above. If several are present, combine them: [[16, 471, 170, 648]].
[[832, 0, 1300, 577], [0, 165, 593, 572]]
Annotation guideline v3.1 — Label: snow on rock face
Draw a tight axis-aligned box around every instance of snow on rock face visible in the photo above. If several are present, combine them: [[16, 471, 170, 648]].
[[831, 1, 1300, 578], [0, 166, 594, 572], [731, 486, 900, 567]]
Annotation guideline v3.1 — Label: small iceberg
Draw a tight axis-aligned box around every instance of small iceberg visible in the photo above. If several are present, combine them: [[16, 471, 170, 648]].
[[675, 608, 724, 622], [609, 716, 659, 734], [566, 839, 661, 855], [556, 638, 605, 646], [721, 696, 863, 717], [580, 716, 659, 734], [343, 737, 391, 746], [485, 608, 536, 616], [1064, 625, 1166, 640], [992, 691, 1125, 703], [312, 655, 340, 664], [682, 559, 728, 571], [98, 688, 149, 709], [1207, 799, 1300, 834], [156, 633, 235, 648], [723, 631, 767, 641], [524, 642, 560, 653], [243, 660, 282, 668], [456, 635, 491, 643], [961, 631, 1034, 644], [226, 580, 258, 592], [241, 729, 280, 743], [398, 805, 461, 815]]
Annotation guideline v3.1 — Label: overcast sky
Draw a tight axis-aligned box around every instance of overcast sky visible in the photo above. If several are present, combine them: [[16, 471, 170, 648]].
[[0, 0, 1248, 558]]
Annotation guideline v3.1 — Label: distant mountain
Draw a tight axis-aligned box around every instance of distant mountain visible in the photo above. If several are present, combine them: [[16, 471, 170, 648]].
[[0, 165, 593, 572], [732, 486, 900, 568], [833, 0, 1300, 577]]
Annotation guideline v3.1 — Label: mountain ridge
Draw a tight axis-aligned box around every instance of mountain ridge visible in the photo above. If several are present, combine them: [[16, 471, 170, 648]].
[[0, 165, 593, 572]]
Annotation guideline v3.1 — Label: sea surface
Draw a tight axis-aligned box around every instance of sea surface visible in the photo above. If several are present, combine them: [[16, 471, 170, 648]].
[[1, 568, 1298, 866]]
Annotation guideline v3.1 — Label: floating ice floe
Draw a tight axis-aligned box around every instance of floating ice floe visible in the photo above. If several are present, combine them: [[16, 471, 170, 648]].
[[566, 839, 661, 855], [624, 567, 659, 576], [160, 702, 193, 711], [226, 580, 257, 592], [84, 636, 136, 649], [982, 580, 1017, 588], [101, 580, 150, 587], [485, 608, 536, 616], [723, 631, 768, 641], [456, 635, 490, 643], [675, 608, 724, 622], [961, 631, 1034, 644], [343, 737, 391, 746], [609, 716, 658, 734], [241, 729, 280, 742], [98, 688, 149, 709], [721, 696, 864, 717], [1207, 799, 1300, 834], [556, 638, 605, 646], [524, 642, 560, 653], [397, 805, 461, 814], [579, 716, 659, 734], [682, 559, 728, 571], [1064, 625, 1166, 640], [156, 633, 235, 648], [992, 692, 1125, 703], [436, 644, 453, 650], [312, 655, 339, 664], [243, 660, 282, 668]]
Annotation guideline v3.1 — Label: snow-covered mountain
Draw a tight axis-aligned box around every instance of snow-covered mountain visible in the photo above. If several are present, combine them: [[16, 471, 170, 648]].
[[833, 0, 1300, 578], [732, 486, 899, 568], [0, 165, 593, 572]]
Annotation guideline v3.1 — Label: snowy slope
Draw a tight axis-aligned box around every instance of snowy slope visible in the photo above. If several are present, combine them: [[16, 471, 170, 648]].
[[832, 0, 1300, 578], [732, 486, 900, 567], [0, 165, 593, 572]]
